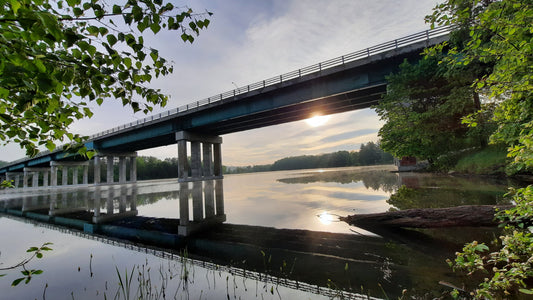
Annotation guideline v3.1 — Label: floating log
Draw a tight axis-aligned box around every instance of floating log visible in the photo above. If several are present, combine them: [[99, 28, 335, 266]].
[[340, 205, 513, 228]]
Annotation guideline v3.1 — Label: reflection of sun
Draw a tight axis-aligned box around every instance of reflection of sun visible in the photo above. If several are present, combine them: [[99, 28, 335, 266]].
[[318, 211, 335, 225], [305, 114, 330, 127]]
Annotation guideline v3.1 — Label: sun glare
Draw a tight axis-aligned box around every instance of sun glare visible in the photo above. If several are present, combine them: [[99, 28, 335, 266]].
[[318, 211, 336, 225], [305, 115, 330, 127]]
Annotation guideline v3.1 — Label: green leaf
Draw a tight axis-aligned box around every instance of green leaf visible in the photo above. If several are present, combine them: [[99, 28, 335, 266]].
[[87, 26, 99, 36], [11, 278, 24, 286], [107, 34, 117, 46], [45, 140, 56, 152], [150, 23, 161, 34], [112, 4, 122, 14], [10, 0, 21, 14], [519, 289, 533, 295]]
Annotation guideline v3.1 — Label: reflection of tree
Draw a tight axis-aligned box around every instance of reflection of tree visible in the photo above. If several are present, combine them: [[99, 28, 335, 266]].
[[388, 185, 511, 211], [278, 169, 398, 193], [136, 191, 179, 206]]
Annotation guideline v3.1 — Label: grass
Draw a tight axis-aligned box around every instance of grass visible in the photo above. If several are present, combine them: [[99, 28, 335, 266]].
[[453, 146, 508, 175]]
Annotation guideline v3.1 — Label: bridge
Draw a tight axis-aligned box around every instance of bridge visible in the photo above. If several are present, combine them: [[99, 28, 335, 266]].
[[0, 26, 451, 187]]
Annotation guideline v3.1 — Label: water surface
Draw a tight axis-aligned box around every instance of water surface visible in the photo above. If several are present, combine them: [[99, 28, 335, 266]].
[[0, 165, 523, 299]]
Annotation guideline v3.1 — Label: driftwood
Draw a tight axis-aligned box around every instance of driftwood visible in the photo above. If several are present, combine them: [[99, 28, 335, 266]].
[[340, 205, 513, 228]]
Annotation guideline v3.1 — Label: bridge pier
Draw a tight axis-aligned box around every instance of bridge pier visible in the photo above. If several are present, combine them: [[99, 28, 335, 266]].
[[175, 131, 223, 182], [50, 161, 89, 187], [94, 152, 137, 185], [23, 167, 50, 188], [178, 179, 226, 236], [92, 185, 138, 223]]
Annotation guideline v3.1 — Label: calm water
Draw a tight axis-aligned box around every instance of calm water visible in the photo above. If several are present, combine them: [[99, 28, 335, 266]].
[[0, 165, 523, 299]]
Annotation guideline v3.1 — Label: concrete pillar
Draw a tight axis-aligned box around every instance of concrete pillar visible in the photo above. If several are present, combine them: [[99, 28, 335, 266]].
[[176, 131, 222, 182], [204, 180, 215, 217], [43, 171, 49, 187], [23, 171, 28, 188], [130, 186, 137, 210], [93, 187, 102, 219], [179, 182, 189, 226], [190, 141, 201, 178], [119, 186, 127, 212], [119, 156, 126, 183], [32, 172, 38, 188], [94, 156, 101, 185], [72, 167, 78, 185], [83, 165, 88, 184], [177, 140, 188, 180], [203, 143, 213, 177], [107, 156, 114, 184], [130, 156, 137, 183], [192, 181, 203, 221], [50, 166, 58, 186], [62, 167, 69, 186], [106, 187, 114, 215], [215, 179, 224, 216], [214, 143, 222, 177], [15, 175, 20, 188]]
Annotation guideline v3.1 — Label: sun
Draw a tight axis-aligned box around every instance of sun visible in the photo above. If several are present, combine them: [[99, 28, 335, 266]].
[[305, 114, 331, 127]]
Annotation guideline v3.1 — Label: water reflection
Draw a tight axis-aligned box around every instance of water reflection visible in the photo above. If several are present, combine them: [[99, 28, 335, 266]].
[[1, 166, 527, 299]]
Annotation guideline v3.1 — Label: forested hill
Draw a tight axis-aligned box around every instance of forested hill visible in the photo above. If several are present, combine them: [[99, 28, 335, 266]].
[[227, 142, 393, 174], [0, 161, 7, 168]]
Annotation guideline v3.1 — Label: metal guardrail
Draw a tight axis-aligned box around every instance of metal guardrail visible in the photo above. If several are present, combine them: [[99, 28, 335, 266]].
[[2, 26, 452, 168]]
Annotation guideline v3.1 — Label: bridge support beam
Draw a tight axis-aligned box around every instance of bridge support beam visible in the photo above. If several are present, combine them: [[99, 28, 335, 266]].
[[176, 131, 223, 182]]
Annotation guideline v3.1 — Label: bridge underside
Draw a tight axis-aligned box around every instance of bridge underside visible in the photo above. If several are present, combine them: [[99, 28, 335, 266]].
[[100, 83, 387, 153]]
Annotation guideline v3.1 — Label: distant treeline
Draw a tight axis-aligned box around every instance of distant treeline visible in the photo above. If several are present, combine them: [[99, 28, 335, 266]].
[[0, 143, 392, 180], [227, 142, 393, 174], [0, 160, 7, 168]]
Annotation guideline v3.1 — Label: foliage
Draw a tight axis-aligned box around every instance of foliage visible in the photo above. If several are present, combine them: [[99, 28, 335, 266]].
[[0, 179, 14, 189], [448, 187, 533, 298], [423, 1, 533, 297], [453, 145, 507, 174], [0, 242, 53, 286], [136, 156, 178, 180], [374, 55, 494, 165], [426, 0, 533, 173], [0, 0, 211, 157], [270, 142, 393, 172]]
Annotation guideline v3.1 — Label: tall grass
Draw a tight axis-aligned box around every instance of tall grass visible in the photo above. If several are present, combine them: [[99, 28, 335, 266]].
[[453, 146, 507, 175]]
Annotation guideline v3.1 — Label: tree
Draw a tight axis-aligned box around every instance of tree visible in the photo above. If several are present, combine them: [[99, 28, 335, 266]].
[[358, 142, 382, 165], [424, 0, 532, 297], [426, 0, 532, 173], [374, 55, 494, 166], [0, 0, 211, 157]]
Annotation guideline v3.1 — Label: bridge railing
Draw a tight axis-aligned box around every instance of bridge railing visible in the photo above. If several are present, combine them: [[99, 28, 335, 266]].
[[88, 25, 451, 141], [1, 26, 452, 169]]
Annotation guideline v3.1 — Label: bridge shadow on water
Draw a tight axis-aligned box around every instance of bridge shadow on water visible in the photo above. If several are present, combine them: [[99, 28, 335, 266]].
[[0, 178, 500, 299]]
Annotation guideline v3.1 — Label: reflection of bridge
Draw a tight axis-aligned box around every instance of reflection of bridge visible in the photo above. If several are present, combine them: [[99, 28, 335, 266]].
[[1, 179, 226, 236], [0, 27, 451, 187]]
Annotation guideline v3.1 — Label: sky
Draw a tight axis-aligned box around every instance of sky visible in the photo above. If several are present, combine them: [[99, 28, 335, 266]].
[[1, 0, 439, 166]]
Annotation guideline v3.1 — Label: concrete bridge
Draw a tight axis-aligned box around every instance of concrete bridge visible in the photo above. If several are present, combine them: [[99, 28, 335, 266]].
[[0, 26, 451, 188]]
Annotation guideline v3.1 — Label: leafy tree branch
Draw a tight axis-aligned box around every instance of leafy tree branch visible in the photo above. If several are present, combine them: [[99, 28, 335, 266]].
[[0, 0, 212, 157]]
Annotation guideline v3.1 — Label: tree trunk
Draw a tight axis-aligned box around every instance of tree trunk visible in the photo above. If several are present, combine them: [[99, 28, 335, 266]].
[[340, 205, 512, 228]]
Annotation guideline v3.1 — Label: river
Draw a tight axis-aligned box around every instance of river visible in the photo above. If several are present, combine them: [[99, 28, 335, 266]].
[[0, 165, 524, 299]]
